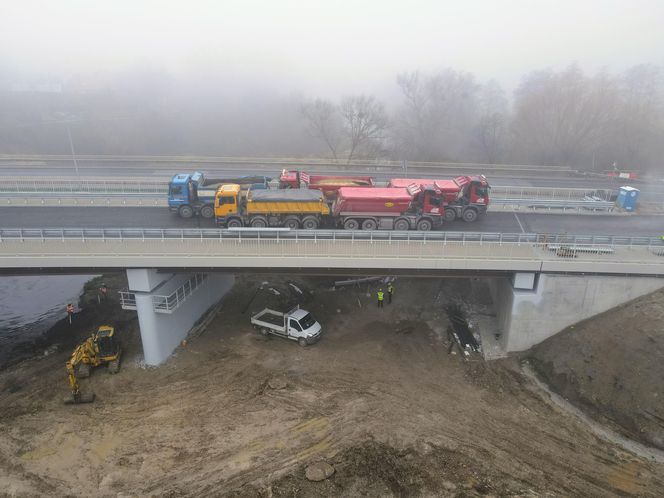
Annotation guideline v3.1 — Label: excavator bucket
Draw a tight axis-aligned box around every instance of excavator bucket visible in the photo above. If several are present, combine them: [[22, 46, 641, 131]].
[[64, 392, 95, 404]]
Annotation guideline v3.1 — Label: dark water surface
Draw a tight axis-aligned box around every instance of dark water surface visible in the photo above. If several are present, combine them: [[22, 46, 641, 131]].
[[0, 275, 94, 368]]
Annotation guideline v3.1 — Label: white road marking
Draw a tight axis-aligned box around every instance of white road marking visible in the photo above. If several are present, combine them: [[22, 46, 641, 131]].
[[514, 213, 526, 233]]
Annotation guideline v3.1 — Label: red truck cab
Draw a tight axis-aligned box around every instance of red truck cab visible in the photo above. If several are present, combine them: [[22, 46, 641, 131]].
[[388, 175, 490, 222]]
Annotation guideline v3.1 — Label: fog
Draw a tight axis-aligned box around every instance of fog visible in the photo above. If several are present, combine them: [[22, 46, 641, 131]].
[[1, 0, 663, 170]]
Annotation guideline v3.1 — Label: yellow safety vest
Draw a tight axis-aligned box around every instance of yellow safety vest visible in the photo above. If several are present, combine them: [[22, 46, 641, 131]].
[[377, 291, 384, 301]]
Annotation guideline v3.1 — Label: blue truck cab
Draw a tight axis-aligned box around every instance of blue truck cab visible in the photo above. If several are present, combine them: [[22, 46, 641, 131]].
[[168, 171, 216, 219], [169, 172, 272, 219]]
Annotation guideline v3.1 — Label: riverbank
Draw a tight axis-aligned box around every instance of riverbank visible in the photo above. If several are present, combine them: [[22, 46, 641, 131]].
[[0, 272, 134, 372]]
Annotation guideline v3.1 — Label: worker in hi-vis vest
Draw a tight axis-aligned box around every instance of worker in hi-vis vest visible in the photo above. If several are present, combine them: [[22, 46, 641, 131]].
[[377, 289, 384, 308]]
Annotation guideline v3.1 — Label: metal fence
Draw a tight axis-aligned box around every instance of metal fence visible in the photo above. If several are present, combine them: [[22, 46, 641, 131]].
[[119, 291, 136, 310], [0, 178, 166, 195], [0, 154, 574, 173], [151, 274, 208, 313], [0, 227, 659, 247]]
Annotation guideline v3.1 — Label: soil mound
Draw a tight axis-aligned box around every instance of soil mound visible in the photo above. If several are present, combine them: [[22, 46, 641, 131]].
[[529, 287, 664, 449]]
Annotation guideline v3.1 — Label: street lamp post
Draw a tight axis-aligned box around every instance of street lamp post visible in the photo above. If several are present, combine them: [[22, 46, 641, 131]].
[[66, 124, 80, 181]]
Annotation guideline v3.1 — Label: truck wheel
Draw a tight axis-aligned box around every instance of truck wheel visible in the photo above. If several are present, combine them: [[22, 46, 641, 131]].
[[179, 205, 194, 219], [283, 217, 300, 229], [361, 219, 377, 230], [298, 337, 307, 347], [344, 219, 360, 230], [416, 219, 433, 231], [301, 217, 319, 230], [200, 205, 214, 219], [251, 217, 268, 228], [227, 218, 243, 228], [394, 218, 410, 231], [462, 208, 478, 222], [443, 209, 456, 222], [260, 328, 269, 336]]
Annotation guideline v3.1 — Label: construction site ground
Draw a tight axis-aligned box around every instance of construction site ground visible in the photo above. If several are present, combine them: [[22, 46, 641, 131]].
[[1, 274, 664, 497]]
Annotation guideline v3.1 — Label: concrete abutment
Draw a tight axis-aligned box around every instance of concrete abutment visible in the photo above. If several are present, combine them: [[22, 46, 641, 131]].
[[126, 269, 234, 365], [490, 273, 664, 353]]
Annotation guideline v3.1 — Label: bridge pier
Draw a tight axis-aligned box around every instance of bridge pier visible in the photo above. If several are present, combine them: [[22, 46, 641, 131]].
[[125, 269, 234, 365], [490, 273, 664, 353]]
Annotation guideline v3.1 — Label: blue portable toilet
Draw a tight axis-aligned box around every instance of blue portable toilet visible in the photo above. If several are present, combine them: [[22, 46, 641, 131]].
[[617, 186, 640, 211]]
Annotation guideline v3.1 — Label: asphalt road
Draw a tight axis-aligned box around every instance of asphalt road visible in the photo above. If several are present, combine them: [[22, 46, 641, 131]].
[[1, 207, 661, 237], [3, 161, 663, 202]]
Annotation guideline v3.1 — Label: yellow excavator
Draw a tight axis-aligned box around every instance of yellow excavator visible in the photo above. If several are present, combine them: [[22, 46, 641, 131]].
[[65, 325, 121, 404]]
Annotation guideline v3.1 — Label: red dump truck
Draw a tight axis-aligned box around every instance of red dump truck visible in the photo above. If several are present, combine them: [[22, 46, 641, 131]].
[[388, 175, 490, 222], [333, 185, 444, 231], [279, 169, 374, 199]]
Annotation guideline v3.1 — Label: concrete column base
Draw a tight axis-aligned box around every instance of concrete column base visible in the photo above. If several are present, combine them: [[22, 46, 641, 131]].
[[127, 269, 234, 365], [490, 273, 664, 353]]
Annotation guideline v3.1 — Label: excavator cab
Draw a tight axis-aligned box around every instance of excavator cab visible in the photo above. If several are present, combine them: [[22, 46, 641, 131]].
[[95, 326, 119, 359]]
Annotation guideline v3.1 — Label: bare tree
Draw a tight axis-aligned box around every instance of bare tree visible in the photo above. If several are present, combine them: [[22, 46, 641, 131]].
[[612, 64, 664, 171], [299, 98, 343, 161], [511, 65, 620, 166], [339, 95, 389, 162], [394, 69, 478, 161], [475, 80, 509, 163]]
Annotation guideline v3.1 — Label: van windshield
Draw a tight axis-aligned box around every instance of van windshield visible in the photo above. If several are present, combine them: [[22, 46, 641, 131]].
[[299, 313, 316, 329]]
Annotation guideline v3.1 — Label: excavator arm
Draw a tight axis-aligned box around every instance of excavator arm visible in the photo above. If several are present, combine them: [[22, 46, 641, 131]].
[[63, 336, 97, 404]]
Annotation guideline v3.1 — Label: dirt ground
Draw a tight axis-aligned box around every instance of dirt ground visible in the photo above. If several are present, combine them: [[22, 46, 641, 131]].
[[1, 274, 664, 497], [529, 287, 664, 451]]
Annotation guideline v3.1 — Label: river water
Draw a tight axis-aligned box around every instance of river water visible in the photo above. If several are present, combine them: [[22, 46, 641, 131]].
[[0, 275, 94, 368]]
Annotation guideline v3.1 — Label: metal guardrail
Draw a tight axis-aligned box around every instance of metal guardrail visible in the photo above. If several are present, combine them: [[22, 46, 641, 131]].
[[119, 291, 136, 310], [490, 186, 613, 201], [152, 274, 208, 313], [0, 227, 660, 247], [0, 154, 574, 173], [119, 274, 208, 313], [491, 198, 615, 211], [0, 178, 605, 199], [0, 178, 166, 195]]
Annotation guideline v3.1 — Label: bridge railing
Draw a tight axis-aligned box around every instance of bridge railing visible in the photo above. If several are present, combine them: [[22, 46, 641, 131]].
[[0, 227, 659, 246]]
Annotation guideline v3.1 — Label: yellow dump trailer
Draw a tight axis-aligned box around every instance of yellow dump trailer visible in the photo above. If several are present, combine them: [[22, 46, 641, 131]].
[[215, 184, 330, 229]]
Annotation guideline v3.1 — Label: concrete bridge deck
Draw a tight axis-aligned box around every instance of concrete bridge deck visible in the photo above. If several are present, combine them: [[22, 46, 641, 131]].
[[0, 228, 662, 275]]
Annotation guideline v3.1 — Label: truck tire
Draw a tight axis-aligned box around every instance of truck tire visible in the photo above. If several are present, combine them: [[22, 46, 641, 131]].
[[298, 337, 307, 347], [301, 216, 319, 230], [344, 218, 360, 230], [250, 217, 268, 228], [260, 328, 269, 336], [444, 209, 457, 222], [462, 208, 478, 222], [394, 218, 410, 231], [361, 219, 377, 230], [179, 205, 194, 219], [283, 217, 300, 229], [227, 218, 243, 228], [200, 205, 214, 219], [416, 219, 433, 231]]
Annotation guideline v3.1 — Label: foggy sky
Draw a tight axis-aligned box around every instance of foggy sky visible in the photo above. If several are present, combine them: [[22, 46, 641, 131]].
[[1, 0, 663, 96]]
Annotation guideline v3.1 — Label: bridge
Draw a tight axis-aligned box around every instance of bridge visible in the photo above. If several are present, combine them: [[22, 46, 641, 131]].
[[1, 227, 663, 365]]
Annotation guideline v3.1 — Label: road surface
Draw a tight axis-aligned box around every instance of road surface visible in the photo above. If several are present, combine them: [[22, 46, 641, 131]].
[[0, 206, 661, 237]]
